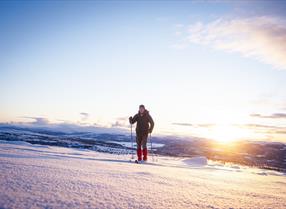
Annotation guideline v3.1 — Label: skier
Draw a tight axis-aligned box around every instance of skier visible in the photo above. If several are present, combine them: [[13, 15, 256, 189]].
[[129, 104, 154, 162]]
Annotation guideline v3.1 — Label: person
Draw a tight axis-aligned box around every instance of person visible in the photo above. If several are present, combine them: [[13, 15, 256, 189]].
[[129, 104, 154, 162]]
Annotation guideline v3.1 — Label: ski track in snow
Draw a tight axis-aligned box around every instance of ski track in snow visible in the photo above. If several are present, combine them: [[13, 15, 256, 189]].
[[0, 140, 285, 209]]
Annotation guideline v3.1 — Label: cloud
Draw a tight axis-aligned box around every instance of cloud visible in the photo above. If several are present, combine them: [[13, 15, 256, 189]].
[[13, 117, 127, 134], [185, 16, 286, 70], [239, 123, 286, 135], [21, 117, 49, 125], [172, 123, 215, 128], [172, 122, 193, 127], [80, 112, 89, 121], [196, 123, 216, 128], [250, 113, 286, 119], [111, 117, 129, 128], [242, 123, 280, 129]]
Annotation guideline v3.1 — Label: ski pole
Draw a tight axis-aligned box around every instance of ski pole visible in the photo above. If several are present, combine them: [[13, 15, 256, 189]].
[[131, 124, 134, 159], [150, 133, 154, 162]]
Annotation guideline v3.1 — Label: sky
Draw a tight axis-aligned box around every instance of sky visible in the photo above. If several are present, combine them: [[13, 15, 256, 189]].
[[1, 0, 286, 142]]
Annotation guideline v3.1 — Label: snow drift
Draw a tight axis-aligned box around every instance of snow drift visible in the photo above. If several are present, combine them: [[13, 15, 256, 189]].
[[182, 156, 208, 167]]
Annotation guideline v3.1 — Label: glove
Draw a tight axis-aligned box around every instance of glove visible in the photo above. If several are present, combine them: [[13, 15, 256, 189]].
[[129, 116, 133, 124]]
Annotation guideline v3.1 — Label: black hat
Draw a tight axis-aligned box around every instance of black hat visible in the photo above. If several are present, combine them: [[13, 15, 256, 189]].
[[139, 104, 145, 109]]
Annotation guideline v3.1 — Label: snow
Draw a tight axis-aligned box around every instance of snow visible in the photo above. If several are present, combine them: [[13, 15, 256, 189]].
[[182, 156, 208, 167], [0, 140, 286, 209], [107, 141, 165, 149]]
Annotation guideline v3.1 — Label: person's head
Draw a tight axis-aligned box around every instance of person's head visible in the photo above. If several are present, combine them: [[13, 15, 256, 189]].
[[139, 104, 145, 114]]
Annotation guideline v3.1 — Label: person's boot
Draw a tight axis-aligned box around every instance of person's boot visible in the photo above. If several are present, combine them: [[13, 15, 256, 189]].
[[143, 148, 148, 161], [137, 148, 142, 161]]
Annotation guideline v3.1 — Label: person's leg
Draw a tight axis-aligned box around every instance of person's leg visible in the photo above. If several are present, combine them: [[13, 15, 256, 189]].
[[136, 134, 142, 161], [142, 134, 148, 161]]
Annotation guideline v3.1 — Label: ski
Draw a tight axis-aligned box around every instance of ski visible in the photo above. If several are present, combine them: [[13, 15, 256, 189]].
[[133, 160, 148, 164]]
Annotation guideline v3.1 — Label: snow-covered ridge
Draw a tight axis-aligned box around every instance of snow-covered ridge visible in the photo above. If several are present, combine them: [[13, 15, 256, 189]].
[[1, 140, 286, 209], [1, 124, 286, 173]]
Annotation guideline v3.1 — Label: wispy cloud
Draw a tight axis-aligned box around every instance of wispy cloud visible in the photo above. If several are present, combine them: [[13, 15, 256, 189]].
[[196, 123, 216, 128], [172, 122, 215, 128], [14, 116, 127, 134], [172, 122, 193, 127], [111, 117, 129, 128], [80, 112, 89, 121], [21, 116, 49, 125], [238, 123, 286, 135], [182, 16, 286, 70], [250, 113, 286, 119], [242, 123, 280, 129]]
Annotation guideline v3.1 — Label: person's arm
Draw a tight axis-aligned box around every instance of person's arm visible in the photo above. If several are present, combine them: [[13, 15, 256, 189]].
[[148, 114, 154, 133], [129, 114, 138, 124]]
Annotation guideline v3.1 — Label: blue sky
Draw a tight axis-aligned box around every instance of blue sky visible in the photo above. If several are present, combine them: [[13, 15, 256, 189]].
[[1, 1, 286, 142]]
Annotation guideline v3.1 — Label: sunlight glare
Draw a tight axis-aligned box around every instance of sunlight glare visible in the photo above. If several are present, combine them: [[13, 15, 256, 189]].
[[209, 124, 250, 143]]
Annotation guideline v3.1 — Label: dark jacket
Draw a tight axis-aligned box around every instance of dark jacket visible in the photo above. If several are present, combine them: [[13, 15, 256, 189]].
[[130, 110, 154, 135]]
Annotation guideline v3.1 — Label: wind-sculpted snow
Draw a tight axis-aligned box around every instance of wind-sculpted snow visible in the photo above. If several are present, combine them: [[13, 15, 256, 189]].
[[182, 156, 208, 167], [0, 140, 285, 209]]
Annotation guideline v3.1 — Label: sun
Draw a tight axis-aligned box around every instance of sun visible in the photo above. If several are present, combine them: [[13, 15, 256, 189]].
[[209, 124, 249, 143]]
